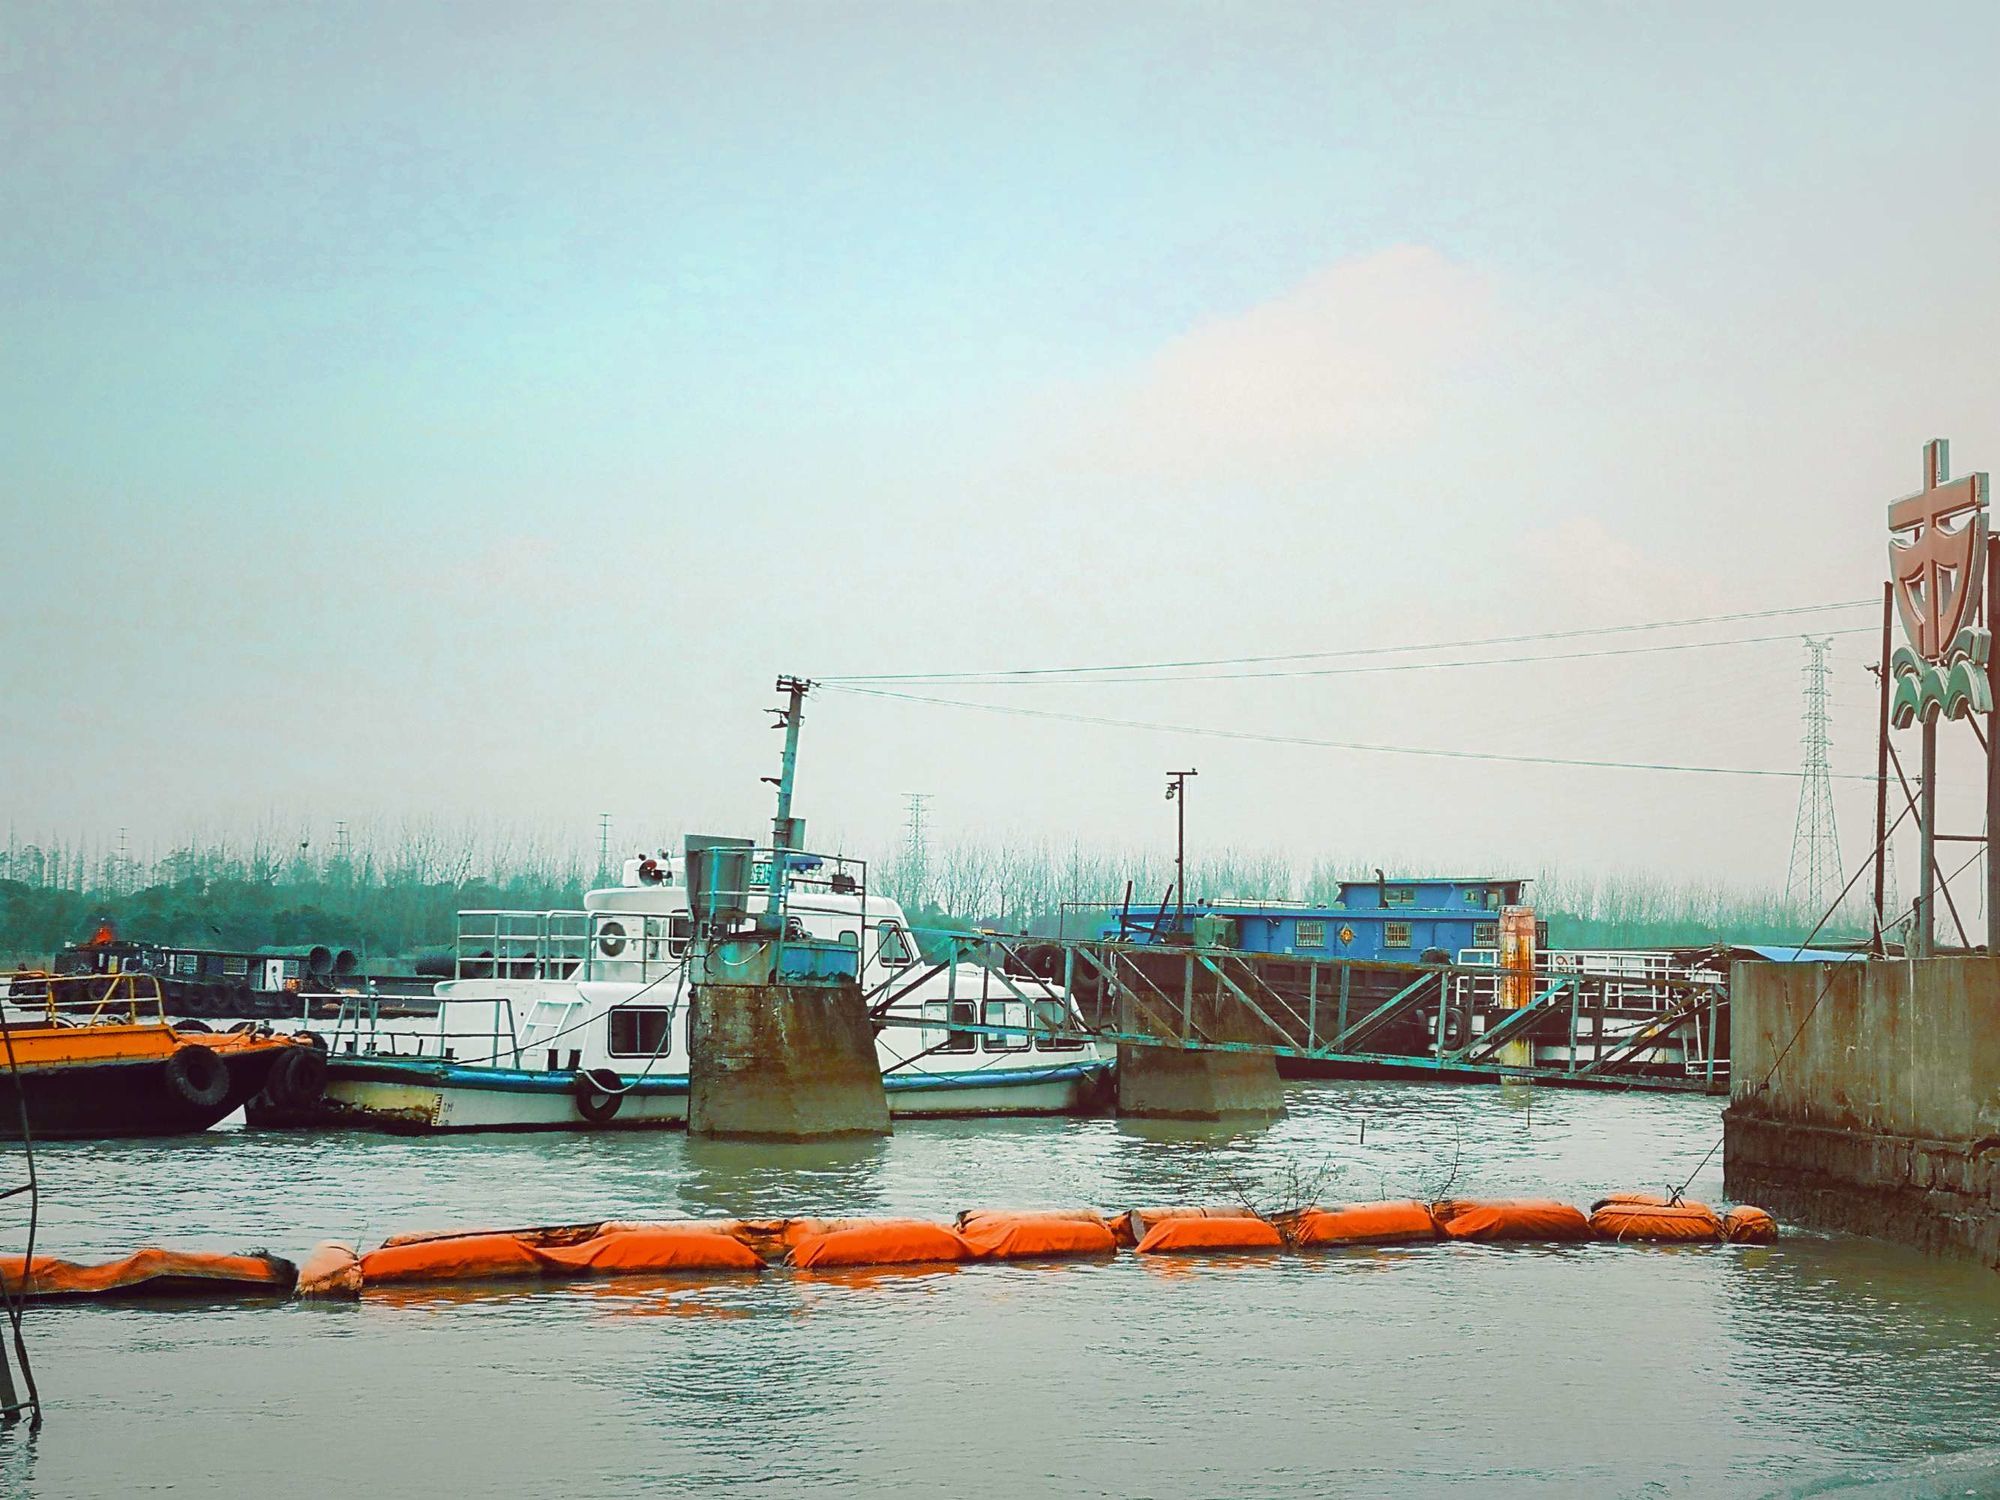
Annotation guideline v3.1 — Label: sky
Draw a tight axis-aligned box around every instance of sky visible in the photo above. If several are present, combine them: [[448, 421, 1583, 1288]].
[[5, 1, 2000, 900]]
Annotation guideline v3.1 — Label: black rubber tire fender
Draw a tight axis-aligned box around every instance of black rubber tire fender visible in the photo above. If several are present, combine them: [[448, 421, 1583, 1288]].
[[268, 1046, 329, 1108], [572, 1067, 624, 1124], [164, 1044, 230, 1110]]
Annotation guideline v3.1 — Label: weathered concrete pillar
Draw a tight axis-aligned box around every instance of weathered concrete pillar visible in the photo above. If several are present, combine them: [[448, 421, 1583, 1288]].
[[1724, 955, 2000, 1266], [687, 941, 889, 1140], [1114, 982, 1285, 1122]]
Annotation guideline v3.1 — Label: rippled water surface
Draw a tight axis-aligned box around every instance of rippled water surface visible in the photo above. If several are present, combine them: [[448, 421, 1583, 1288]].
[[3, 1082, 1998, 1498]]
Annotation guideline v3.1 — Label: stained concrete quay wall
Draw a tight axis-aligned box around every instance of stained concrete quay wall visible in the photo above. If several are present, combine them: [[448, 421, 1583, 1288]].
[[1115, 984, 1286, 1122], [1723, 956, 2000, 1267], [687, 980, 890, 1140]]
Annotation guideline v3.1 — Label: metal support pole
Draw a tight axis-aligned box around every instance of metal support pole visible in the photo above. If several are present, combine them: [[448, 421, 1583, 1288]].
[[1919, 717, 1938, 956], [1166, 769, 1196, 933], [766, 675, 811, 922], [1873, 582, 1893, 952], [1988, 534, 2000, 951]]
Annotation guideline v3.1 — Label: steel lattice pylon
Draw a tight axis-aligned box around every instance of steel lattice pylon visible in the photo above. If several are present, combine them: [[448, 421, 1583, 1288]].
[[1787, 637, 1843, 911]]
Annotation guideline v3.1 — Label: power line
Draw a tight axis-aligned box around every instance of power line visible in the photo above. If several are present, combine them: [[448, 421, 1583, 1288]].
[[821, 683, 1879, 781], [829, 626, 1875, 687], [819, 598, 1879, 684]]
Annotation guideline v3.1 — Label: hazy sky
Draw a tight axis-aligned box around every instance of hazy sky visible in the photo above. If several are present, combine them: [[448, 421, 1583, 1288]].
[[5, 2, 1999, 895]]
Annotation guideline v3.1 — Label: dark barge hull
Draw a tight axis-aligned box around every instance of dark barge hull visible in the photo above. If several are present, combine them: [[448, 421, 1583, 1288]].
[[0, 1051, 288, 1140]]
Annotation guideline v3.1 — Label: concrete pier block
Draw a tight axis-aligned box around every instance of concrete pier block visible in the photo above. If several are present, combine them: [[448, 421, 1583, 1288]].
[[688, 979, 889, 1141], [1115, 1041, 1285, 1122]]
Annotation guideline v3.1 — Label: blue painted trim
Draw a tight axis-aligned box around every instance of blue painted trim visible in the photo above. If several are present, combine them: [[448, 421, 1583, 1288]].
[[329, 1055, 1112, 1096]]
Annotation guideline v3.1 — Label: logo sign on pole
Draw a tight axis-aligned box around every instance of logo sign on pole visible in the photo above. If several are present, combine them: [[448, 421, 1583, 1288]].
[[1888, 440, 1992, 726]]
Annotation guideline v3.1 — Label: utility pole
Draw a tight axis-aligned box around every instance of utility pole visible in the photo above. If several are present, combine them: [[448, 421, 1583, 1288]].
[[1165, 769, 1197, 931], [1786, 638, 1842, 915], [764, 676, 812, 918]]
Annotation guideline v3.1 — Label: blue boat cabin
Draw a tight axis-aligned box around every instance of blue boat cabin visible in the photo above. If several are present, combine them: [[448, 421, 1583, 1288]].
[[1110, 877, 1536, 962]]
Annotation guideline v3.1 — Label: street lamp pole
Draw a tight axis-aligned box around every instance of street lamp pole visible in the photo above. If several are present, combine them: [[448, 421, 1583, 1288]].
[[1166, 769, 1197, 933]]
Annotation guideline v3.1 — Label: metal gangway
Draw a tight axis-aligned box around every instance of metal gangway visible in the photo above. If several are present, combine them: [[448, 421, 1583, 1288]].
[[863, 931, 1730, 1094]]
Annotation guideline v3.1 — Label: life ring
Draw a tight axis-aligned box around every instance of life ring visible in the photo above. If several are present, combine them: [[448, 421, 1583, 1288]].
[[572, 1068, 624, 1124], [597, 921, 629, 959], [164, 1045, 230, 1111]]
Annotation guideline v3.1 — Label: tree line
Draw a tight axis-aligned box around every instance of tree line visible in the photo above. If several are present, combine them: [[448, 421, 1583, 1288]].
[[0, 829, 1858, 968]]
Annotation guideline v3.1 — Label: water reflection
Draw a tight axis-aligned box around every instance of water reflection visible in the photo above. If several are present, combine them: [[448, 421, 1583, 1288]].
[[11, 1083, 1997, 1497]]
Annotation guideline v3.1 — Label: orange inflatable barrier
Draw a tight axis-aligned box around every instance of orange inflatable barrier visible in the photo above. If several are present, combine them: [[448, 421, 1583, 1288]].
[[1128, 1205, 1248, 1240], [788, 1221, 973, 1270], [360, 1232, 548, 1285], [1724, 1205, 1779, 1244], [958, 1216, 1119, 1260], [1293, 1200, 1439, 1247], [536, 1230, 764, 1276], [296, 1242, 364, 1299], [1135, 1216, 1284, 1254], [956, 1208, 1112, 1233], [1590, 1192, 1674, 1213], [1433, 1199, 1593, 1242], [0, 1248, 297, 1301], [1589, 1202, 1724, 1243]]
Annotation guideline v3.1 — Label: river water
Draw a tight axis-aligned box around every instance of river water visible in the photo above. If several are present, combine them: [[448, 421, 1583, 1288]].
[[2, 1082, 1997, 1498]]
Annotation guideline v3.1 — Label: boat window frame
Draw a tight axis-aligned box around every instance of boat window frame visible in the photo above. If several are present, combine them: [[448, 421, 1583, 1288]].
[[876, 921, 915, 968], [920, 998, 976, 1054], [1384, 921, 1414, 949], [606, 1005, 674, 1058], [981, 999, 1030, 1053], [1032, 998, 1085, 1052]]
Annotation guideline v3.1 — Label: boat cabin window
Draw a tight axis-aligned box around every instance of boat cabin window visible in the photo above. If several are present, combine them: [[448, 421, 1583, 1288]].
[[1032, 998, 1084, 1052], [837, 930, 859, 949], [607, 1006, 673, 1058], [1295, 920, 1326, 949], [1385, 922, 1413, 949], [982, 1000, 1029, 1052], [920, 999, 976, 1053], [876, 922, 914, 968], [667, 914, 693, 956], [1473, 922, 1498, 947], [1384, 887, 1416, 907]]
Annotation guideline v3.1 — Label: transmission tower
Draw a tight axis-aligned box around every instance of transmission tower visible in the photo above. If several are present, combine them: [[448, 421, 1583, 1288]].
[[597, 813, 613, 883], [1786, 637, 1842, 912], [902, 793, 931, 906]]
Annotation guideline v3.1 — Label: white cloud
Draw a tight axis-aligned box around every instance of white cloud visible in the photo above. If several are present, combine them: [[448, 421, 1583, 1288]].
[[1060, 245, 1496, 481]]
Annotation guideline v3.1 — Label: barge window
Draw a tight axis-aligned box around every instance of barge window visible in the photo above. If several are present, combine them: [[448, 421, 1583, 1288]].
[[1384, 886, 1416, 906], [876, 922, 914, 968], [921, 999, 976, 1053], [667, 914, 693, 956], [608, 1006, 672, 1057], [1385, 922, 1413, 949], [1032, 998, 1084, 1052], [1296, 920, 1327, 949], [982, 1000, 1029, 1053], [1473, 922, 1497, 947]]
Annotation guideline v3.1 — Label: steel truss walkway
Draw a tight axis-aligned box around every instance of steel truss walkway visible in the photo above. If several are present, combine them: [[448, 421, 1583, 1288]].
[[864, 933, 1728, 1094]]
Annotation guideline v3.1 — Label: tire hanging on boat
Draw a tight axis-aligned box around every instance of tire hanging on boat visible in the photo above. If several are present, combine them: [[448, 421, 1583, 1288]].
[[263, 1047, 328, 1110], [572, 1068, 624, 1124], [163, 1044, 230, 1110]]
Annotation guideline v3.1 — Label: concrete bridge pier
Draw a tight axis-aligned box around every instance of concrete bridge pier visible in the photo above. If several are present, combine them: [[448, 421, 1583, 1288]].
[[687, 940, 890, 1141], [1115, 985, 1286, 1123]]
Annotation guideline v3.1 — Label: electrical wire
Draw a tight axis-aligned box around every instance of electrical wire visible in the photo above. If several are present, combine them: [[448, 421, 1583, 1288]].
[[819, 598, 1879, 683], [822, 682, 1879, 781], [843, 626, 1877, 687]]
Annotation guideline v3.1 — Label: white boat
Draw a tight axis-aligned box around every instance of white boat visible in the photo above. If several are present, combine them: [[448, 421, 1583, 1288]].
[[248, 852, 1113, 1132]]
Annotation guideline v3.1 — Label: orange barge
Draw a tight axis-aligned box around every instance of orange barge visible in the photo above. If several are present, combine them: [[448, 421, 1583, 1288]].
[[0, 973, 314, 1140]]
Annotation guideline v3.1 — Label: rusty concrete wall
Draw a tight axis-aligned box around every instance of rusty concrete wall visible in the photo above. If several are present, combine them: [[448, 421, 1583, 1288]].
[[1728, 957, 2000, 1140], [1725, 957, 2000, 1267], [1115, 987, 1285, 1122], [687, 980, 890, 1140]]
